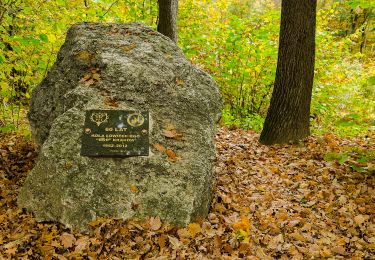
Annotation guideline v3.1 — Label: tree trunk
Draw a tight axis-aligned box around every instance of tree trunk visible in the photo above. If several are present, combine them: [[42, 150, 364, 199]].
[[259, 0, 317, 145], [157, 0, 178, 43]]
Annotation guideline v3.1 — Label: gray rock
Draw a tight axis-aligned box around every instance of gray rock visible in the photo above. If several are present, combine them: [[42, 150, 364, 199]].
[[18, 23, 222, 231]]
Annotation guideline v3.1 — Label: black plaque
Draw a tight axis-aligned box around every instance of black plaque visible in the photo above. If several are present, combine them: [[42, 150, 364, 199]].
[[81, 110, 149, 157]]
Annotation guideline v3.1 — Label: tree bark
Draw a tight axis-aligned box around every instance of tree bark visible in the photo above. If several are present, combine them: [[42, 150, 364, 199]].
[[259, 0, 317, 145], [157, 0, 178, 43]]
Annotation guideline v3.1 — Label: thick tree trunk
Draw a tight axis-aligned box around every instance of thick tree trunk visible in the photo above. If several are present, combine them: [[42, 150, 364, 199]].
[[157, 0, 178, 43], [259, 0, 317, 145]]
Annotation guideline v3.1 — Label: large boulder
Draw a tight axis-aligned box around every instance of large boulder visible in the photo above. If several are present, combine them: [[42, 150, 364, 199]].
[[18, 23, 222, 231]]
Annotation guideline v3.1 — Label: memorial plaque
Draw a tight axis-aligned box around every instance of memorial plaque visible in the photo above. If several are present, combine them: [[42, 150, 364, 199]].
[[81, 110, 149, 157]]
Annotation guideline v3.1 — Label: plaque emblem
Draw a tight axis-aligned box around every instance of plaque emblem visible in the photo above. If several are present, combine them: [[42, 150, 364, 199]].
[[127, 113, 145, 127], [90, 112, 109, 126]]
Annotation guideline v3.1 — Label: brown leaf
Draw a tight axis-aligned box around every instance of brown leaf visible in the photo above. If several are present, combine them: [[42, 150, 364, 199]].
[[5, 246, 17, 255], [84, 79, 95, 86], [289, 231, 306, 242], [122, 43, 137, 52], [331, 246, 346, 255], [153, 143, 166, 152], [158, 234, 167, 249], [213, 235, 222, 256], [354, 214, 366, 225], [168, 235, 182, 250], [149, 216, 162, 231], [56, 255, 68, 260], [41, 245, 55, 254], [74, 236, 90, 253], [166, 149, 180, 162], [177, 228, 190, 239], [163, 129, 183, 140], [104, 97, 119, 107], [61, 233, 76, 248], [80, 74, 92, 82]]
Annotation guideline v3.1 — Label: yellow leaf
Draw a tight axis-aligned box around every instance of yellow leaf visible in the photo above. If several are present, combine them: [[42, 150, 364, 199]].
[[233, 216, 251, 233], [75, 51, 94, 61], [0, 82, 9, 91], [92, 73, 100, 81], [188, 223, 202, 237], [130, 185, 139, 193], [289, 231, 306, 242], [320, 248, 332, 257], [176, 78, 184, 86]]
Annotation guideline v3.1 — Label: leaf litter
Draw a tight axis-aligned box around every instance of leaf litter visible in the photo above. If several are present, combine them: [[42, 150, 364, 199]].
[[0, 128, 374, 258]]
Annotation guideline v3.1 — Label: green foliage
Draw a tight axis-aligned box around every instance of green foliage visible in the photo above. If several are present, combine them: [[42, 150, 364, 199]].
[[0, 0, 373, 138], [179, 0, 279, 129], [311, 0, 374, 137], [324, 147, 374, 175], [0, 0, 158, 134]]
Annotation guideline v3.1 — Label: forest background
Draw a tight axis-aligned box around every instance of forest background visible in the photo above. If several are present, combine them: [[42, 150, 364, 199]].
[[0, 0, 374, 138]]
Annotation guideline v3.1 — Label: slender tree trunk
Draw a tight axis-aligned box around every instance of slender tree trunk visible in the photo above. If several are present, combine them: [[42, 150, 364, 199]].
[[259, 0, 317, 145], [157, 0, 178, 43]]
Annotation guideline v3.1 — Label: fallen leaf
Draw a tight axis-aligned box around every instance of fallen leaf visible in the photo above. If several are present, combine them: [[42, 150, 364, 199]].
[[233, 216, 251, 233], [177, 228, 190, 239], [61, 233, 76, 248], [84, 79, 95, 86], [74, 236, 90, 253], [163, 129, 183, 140], [331, 246, 346, 255], [213, 235, 222, 256], [149, 216, 162, 231], [153, 143, 166, 152], [354, 214, 366, 225], [188, 223, 202, 237], [176, 78, 184, 86], [166, 149, 180, 162], [75, 51, 94, 61], [104, 97, 119, 107], [158, 234, 167, 249], [130, 185, 139, 193], [168, 236, 182, 250], [5, 246, 17, 255], [289, 231, 306, 242], [122, 43, 137, 52], [320, 248, 332, 257], [92, 73, 100, 81]]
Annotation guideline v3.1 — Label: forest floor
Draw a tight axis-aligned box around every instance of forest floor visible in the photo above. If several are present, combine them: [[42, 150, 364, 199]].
[[0, 128, 374, 259]]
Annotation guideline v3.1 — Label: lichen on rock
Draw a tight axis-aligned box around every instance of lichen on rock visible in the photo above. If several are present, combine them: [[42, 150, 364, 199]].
[[18, 22, 222, 231]]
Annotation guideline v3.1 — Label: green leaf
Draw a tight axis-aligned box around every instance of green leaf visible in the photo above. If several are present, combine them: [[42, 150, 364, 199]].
[[39, 34, 49, 42], [338, 154, 349, 165], [368, 76, 375, 86], [324, 152, 341, 162], [351, 164, 366, 173]]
